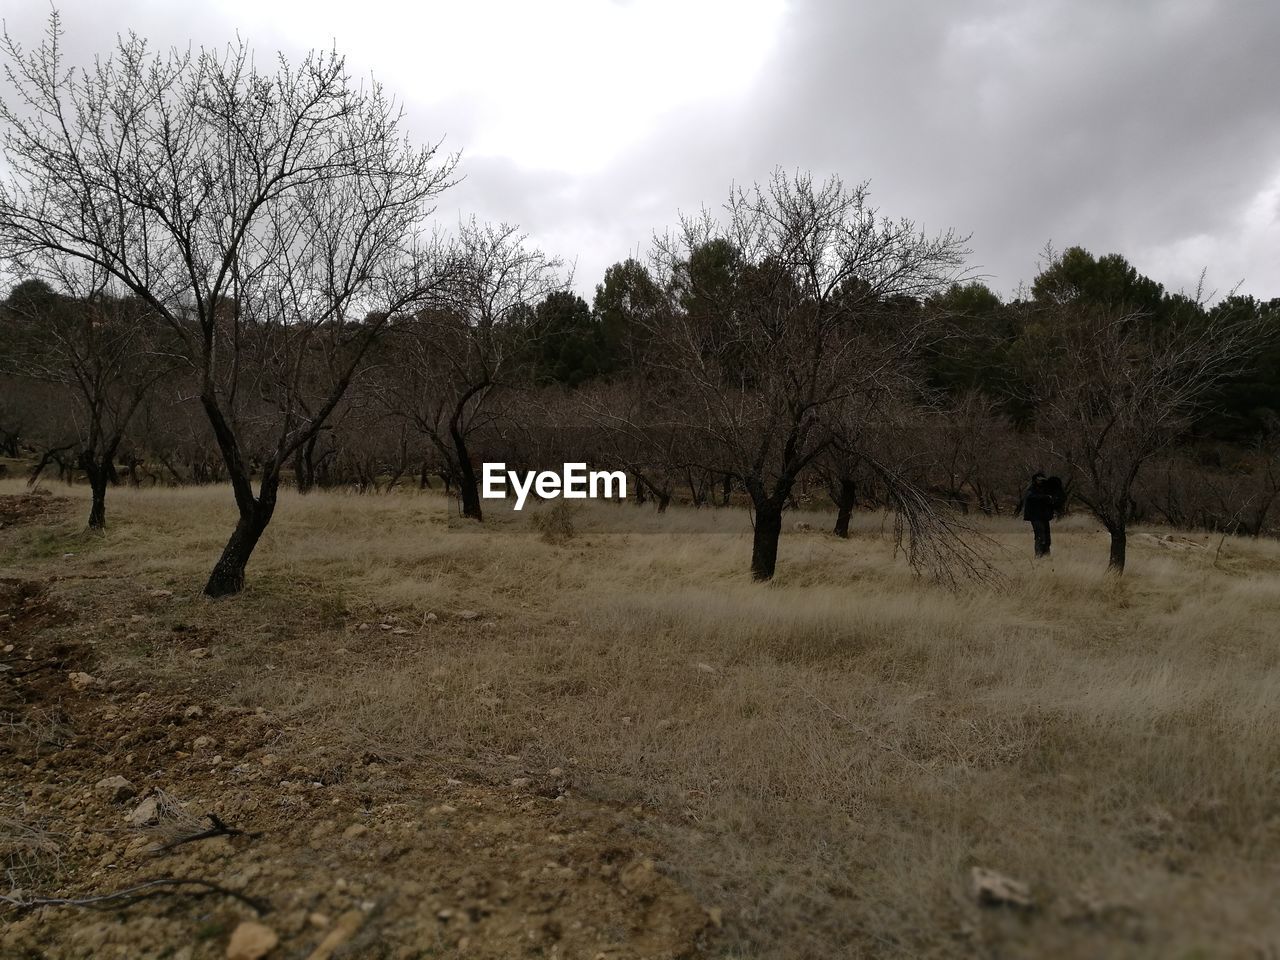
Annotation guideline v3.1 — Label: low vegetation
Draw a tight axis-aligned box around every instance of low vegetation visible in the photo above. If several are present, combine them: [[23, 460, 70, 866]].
[[4, 478, 1279, 957]]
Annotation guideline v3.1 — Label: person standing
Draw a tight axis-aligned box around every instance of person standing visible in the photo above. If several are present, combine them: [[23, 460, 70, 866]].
[[1023, 472, 1055, 558]]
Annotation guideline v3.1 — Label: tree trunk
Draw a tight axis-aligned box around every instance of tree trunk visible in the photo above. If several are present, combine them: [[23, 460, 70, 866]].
[[832, 477, 856, 539], [204, 475, 279, 598], [294, 435, 318, 494], [451, 429, 482, 521], [86, 467, 108, 531], [686, 470, 704, 508], [751, 500, 784, 581], [1107, 524, 1127, 573]]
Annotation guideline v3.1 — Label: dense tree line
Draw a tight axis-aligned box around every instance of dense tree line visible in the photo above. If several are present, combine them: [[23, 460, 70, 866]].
[[1, 12, 1277, 595]]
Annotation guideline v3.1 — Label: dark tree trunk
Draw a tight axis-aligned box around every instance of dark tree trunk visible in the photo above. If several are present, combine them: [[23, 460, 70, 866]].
[[832, 477, 856, 539], [656, 491, 671, 513], [86, 468, 108, 531], [205, 479, 278, 597], [751, 500, 784, 581], [451, 428, 482, 521], [294, 435, 319, 494], [721, 473, 732, 506], [419, 462, 432, 489], [686, 469, 707, 508], [1108, 524, 1127, 573], [635, 480, 646, 505], [78, 450, 112, 531]]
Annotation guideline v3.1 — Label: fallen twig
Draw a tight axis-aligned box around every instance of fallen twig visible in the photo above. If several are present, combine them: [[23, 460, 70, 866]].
[[0, 876, 270, 915], [156, 813, 259, 852], [2, 661, 61, 679]]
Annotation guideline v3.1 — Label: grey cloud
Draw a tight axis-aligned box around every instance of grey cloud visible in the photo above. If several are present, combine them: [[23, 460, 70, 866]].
[[739, 0, 1280, 296], [4, 0, 1277, 301]]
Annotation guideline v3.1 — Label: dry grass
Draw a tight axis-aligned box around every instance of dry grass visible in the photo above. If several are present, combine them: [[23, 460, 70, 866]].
[[6, 476, 1280, 957]]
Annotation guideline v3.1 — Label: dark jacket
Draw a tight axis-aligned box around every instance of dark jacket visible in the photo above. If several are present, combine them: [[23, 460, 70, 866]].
[[1023, 482, 1055, 522]]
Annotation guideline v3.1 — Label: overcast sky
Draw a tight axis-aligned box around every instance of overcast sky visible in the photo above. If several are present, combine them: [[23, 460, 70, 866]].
[[4, 0, 1278, 303]]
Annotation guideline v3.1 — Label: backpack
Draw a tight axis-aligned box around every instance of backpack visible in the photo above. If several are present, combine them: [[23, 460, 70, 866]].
[[1044, 476, 1066, 516]]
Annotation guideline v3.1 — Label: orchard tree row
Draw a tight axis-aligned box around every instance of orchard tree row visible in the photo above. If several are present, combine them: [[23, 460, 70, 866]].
[[1, 12, 1277, 595]]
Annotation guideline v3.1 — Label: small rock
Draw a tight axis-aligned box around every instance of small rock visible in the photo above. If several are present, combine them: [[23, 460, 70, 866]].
[[694, 662, 716, 674], [308, 912, 330, 929], [511, 777, 532, 789], [150, 589, 174, 598], [970, 866, 1034, 910], [378, 623, 394, 632], [391, 627, 409, 635], [95, 776, 137, 803], [68, 672, 97, 691], [436, 908, 455, 921], [343, 823, 369, 840], [456, 610, 480, 621], [130, 614, 145, 623], [548, 767, 564, 778], [225, 920, 278, 959], [425, 612, 438, 622], [706, 906, 724, 929], [193, 735, 216, 751], [184, 705, 204, 719], [126, 796, 160, 827], [190, 647, 210, 659]]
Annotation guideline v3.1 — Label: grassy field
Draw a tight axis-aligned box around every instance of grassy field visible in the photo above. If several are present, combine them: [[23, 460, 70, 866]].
[[4, 477, 1280, 958]]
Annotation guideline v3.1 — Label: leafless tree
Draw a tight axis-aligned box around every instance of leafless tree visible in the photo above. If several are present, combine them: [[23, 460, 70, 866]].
[[647, 170, 970, 580], [0, 275, 176, 528], [575, 379, 691, 512], [1026, 303, 1265, 571], [925, 391, 1025, 516], [380, 221, 565, 520], [0, 12, 457, 594]]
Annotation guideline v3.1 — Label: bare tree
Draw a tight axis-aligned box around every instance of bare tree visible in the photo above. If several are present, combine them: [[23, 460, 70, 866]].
[[0, 275, 175, 528], [648, 170, 970, 580], [0, 13, 457, 594], [575, 378, 690, 513], [380, 221, 564, 520], [1026, 303, 1265, 571]]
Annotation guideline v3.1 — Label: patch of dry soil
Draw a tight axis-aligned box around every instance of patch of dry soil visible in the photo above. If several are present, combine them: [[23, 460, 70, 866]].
[[0, 577, 712, 959]]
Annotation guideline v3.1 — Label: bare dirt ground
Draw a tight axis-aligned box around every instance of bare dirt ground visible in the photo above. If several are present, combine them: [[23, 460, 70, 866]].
[[1, 496, 709, 960], [3, 481, 1280, 959]]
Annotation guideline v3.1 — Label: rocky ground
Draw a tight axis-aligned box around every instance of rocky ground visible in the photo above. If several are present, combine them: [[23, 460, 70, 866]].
[[0, 497, 713, 959]]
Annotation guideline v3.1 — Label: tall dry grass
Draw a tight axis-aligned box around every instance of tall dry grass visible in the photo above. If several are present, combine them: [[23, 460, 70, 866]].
[[6, 476, 1280, 957]]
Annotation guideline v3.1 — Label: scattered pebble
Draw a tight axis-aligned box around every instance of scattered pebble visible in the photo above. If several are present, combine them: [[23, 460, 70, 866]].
[[225, 920, 278, 960]]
